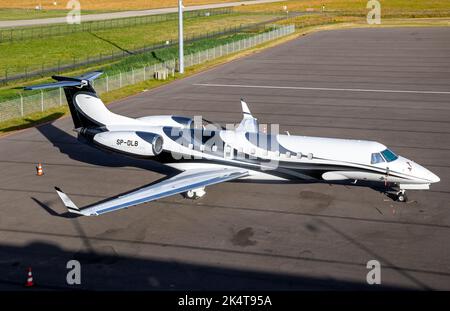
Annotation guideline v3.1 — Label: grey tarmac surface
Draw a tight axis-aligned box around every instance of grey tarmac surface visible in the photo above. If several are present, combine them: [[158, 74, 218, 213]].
[[0, 0, 283, 28], [0, 27, 449, 290]]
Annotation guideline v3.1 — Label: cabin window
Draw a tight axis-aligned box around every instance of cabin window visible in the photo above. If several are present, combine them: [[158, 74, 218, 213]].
[[371, 153, 385, 164], [381, 149, 398, 162]]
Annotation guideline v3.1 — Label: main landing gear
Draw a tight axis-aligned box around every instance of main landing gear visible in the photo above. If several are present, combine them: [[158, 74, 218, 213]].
[[184, 187, 206, 200], [395, 189, 408, 202]]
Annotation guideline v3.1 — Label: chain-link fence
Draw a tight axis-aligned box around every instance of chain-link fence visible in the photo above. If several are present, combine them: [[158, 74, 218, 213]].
[[0, 25, 294, 123], [0, 8, 233, 44]]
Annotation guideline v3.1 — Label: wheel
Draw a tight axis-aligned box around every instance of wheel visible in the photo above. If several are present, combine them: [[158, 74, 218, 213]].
[[184, 188, 206, 200], [185, 190, 196, 199], [397, 193, 407, 202]]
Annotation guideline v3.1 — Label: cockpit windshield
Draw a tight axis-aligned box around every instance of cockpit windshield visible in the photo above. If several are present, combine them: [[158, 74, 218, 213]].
[[381, 148, 398, 162], [371, 153, 385, 164]]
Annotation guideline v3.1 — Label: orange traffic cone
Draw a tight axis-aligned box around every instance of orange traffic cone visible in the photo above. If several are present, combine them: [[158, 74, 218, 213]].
[[36, 163, 44, 176], [25, 267, 34, 287]]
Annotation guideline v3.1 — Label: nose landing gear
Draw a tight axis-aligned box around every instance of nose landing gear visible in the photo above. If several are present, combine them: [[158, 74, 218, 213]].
[[396, 189, 407, 202], [384, 188, 408, 202]]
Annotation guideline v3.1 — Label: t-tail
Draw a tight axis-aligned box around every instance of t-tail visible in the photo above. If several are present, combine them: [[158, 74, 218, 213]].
[[24, 71, 133, 130]]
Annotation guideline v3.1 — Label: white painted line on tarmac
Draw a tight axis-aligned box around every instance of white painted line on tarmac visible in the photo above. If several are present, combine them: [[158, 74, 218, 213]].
[[193, 83, 450, 95]]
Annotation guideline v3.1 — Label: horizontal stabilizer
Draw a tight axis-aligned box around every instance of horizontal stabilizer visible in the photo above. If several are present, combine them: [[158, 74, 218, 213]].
[[24, 71, 103, 91], [24, 80, 82, 91], [51, 76, 81, 82], [75, 71, 104, 81]]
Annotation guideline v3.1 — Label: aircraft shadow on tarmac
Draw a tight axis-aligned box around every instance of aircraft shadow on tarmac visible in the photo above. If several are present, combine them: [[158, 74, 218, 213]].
[[31, 197, 80, 219], [36, 122, 179, 176], [0, 241, 410, 291]]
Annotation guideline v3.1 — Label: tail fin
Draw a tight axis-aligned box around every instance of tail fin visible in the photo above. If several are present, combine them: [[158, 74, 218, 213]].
[[25, 71, 103, 128]]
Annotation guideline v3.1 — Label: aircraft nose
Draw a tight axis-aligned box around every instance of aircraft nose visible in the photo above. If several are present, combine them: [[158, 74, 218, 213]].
[[428, 170, 440, 183], [419, 165, 440, 183]]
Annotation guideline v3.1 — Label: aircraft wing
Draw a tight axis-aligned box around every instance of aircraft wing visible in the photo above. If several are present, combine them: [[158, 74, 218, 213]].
[[55, 167, 248, 216]]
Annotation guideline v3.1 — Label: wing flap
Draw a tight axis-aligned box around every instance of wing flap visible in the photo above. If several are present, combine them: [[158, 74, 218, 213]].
[[55, 168, 248, 216]]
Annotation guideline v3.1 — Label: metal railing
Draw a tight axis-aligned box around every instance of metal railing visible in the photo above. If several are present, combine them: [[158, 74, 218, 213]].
[[0, 25, 295, 123]]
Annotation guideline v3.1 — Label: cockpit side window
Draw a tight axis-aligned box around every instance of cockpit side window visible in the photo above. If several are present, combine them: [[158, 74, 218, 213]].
[[381, 148, 398, 162], [371, 153, 385, 164]]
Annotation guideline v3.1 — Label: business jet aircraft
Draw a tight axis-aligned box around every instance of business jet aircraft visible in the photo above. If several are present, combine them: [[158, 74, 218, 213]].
[[25, 72, 440, 216]]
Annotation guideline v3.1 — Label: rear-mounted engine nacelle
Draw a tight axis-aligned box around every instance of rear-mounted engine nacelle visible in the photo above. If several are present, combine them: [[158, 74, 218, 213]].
[[137, 115, 193, 128], [93, 131, 163, 156]]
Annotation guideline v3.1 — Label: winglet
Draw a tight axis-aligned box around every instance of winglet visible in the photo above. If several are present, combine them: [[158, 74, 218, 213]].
[[54, 187, 85, 215], [237, 98, 258, 132], [241, 98, 252, 117]]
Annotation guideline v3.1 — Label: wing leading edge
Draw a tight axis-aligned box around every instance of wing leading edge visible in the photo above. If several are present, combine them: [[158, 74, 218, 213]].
[[55, 168, 248, 216]]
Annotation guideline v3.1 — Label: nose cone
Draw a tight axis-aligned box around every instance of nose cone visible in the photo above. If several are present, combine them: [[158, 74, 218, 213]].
[[427, 170, 440, 183], [417, 165, 440, 183], [398, 156, 440, 184]]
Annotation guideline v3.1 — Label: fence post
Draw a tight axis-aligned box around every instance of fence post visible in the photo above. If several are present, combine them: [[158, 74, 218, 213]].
[[119, 71, 122, 88], [20, 94, 24, 117], [132, 67, 135, 84], [41, 90, 44, 112], [143, 66, 146, 80], [106, 74, 109, 92], [59, 87, 62, 106]]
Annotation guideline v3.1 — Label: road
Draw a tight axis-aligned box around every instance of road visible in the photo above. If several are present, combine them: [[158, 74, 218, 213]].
[[0, 27, 449, 290], [0, 0, 284, 28]]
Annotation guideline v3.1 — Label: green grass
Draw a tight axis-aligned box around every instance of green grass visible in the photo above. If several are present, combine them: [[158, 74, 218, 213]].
[[0, 108, 66, 133], [0, 29, 265, 101], [0, 8, 115, 21], [0, 13, 277, 77], [236, 0, 450, 18], [105, 32, 258, 74], [0, 9, 232, 41]]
